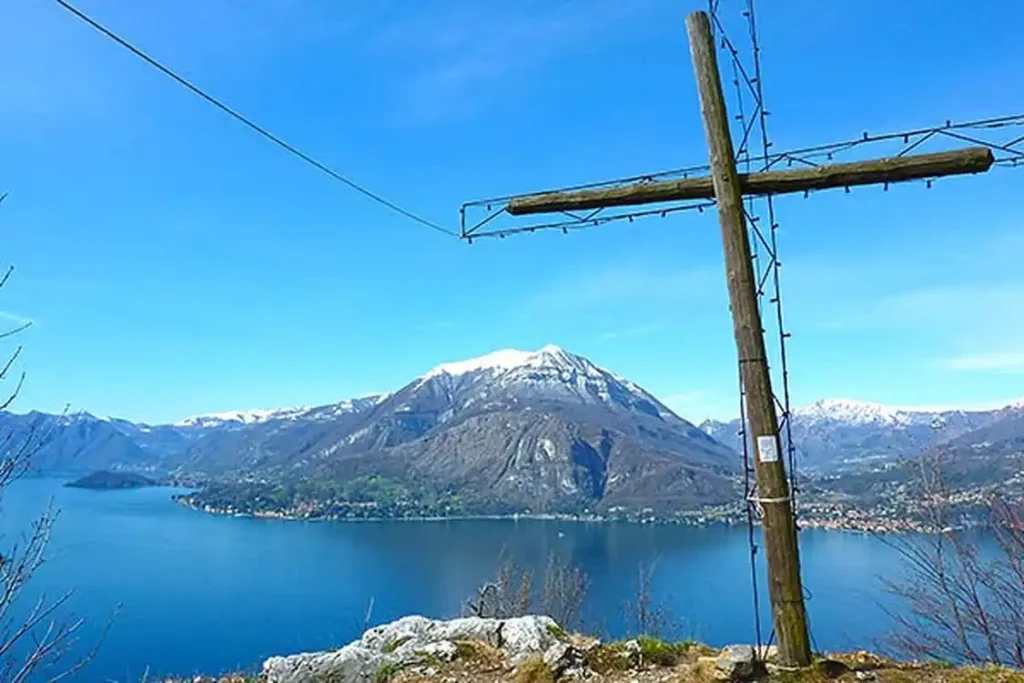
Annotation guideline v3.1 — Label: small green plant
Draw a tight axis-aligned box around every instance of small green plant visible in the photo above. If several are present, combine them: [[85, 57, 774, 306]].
[[545, 623, 567, 640], [586, 643, 632, 674], [382, 636, 412, 654], [636, 635, 688, 666]]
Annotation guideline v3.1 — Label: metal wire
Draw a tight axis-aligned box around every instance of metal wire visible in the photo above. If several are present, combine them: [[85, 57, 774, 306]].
[[735, 361, 765, 655], [744, 0, 800, 513], [460, 199, 717, 240], [56, 0, 459, 239], [713, 0, 774, 655]]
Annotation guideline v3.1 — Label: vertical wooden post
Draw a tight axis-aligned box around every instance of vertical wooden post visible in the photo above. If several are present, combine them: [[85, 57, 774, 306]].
[[685, 10, 812, 668]]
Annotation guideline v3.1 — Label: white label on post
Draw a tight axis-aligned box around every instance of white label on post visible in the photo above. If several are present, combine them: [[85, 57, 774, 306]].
[[756, 435, 779, 463]]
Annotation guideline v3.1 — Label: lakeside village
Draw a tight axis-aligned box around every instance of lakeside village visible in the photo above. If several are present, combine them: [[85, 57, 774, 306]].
[[171, 476, 1005, 534]]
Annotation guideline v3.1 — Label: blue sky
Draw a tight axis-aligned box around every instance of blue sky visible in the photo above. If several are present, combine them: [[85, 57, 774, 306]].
[[1, 0, 1022, 424]]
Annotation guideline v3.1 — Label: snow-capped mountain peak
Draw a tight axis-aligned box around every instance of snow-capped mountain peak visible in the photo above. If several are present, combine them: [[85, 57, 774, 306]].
[[423, 344, 603, 380], [413, 344, 683, 424], [424, 349, 536, 379]]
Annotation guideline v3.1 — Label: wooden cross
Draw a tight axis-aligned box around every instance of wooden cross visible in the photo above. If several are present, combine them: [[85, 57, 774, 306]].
[[486, 10, 994, 668]]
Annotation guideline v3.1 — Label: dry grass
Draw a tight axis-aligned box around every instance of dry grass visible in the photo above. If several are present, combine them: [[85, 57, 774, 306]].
[[166, 640, 1024, 683], [391, 638, 1024, 683], [512, 654, 554, 683], [771, 663, 1024, 683]]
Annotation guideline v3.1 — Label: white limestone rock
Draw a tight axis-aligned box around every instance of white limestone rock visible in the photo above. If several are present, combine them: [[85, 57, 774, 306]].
[[262, 614, 562, 683]]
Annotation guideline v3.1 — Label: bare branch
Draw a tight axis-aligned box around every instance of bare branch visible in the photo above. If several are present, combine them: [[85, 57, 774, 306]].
[[880, 453, 1024, 667], [0, 265, 13, 291], [0, 372, 26, 412], [0, 322, 33, 342], [0, 248, 108, 681], [464, 552, 590, 630], [622, 557, 673, 640]]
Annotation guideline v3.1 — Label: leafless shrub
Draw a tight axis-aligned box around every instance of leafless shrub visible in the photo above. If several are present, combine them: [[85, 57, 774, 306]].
[[622, 558, 673, 640], [879, 454, 1024, 667], [539, 554, 588, 630], [465, 552, 589, 630], [0, 246, 108, 681]]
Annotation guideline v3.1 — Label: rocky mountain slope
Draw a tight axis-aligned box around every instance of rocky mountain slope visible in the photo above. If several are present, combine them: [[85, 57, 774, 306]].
[[0, 410, 187, 474], [0, 398, 388, 476], [294, 345, 737, 512], [700, 398, 1023, 473]]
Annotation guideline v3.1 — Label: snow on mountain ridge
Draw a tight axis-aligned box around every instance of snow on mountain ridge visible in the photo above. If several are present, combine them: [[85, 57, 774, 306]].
[[792, 397, 1024, 427], [173, 394, 387, 428], [417, 345, 680, 422], [424, 349, 537, 379], [158, 344, 663, 430], [423, 344, 605, 380], [701, 397, 1024, 432], [174, 407, 311, 427], [794, 398, 920, 426]]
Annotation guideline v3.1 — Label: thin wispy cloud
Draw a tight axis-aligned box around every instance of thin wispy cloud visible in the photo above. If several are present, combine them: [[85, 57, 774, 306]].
[[810, 281, 1024, 338], [874, 282, 1024, 327], [659, 389, 733, 422], [371, 0, 668, 122], [0, 311, 33, 327], [599, 321, 669, 341], [780, 226, 1024, 332], [2, 0, 362, 120], [941, 351, 1024, 374], [526, 264, 720, 316], [0, 313, 34, 333]]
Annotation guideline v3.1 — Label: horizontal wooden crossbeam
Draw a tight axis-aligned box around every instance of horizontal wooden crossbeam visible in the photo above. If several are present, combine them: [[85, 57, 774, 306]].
[[506, 147, 994, 216]]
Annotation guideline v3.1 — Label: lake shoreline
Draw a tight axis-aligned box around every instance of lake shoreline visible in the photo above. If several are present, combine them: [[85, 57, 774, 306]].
[[173, 497, 725, 526], [173, 496, 923, 534]]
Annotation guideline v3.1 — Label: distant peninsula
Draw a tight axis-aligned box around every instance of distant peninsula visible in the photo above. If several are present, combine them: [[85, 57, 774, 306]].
[[65, 470, 159, 490]]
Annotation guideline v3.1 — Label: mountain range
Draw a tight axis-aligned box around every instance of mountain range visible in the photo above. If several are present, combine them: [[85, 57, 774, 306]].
[[6, 346, 735, 513], [4, 345, 1022, 515], [700, 397, 1024, 473]]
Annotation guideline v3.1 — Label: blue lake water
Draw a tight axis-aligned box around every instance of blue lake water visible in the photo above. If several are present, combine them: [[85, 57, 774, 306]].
[[0, 477, 909, 681]]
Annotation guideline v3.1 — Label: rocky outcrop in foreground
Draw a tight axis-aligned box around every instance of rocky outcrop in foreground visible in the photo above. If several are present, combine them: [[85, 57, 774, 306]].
[[260, 615, 790, 682], [177, 615, 1024, 683], [262, 615, 568, 683]]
